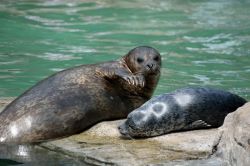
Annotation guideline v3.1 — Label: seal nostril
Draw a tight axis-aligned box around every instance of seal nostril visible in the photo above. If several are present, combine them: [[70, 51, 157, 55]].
[[147, 64, 153, 69]]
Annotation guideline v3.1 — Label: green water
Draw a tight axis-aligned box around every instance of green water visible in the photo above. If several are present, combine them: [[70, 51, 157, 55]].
[[0, 0, 250, 99]]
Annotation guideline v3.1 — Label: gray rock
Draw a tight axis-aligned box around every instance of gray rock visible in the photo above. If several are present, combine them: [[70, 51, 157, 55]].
[[214, 102, 250, 166], [150, 157, 227, 166]]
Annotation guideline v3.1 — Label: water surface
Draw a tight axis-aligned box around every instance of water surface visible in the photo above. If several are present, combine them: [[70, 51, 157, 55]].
[[0, 0, 250, 99], [0, 144, 88, 165]]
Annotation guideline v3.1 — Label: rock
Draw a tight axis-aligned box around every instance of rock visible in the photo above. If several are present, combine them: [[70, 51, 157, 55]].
[[151, 157, 227, 166], [41, 120, 219, 166], [214, 102, 250, 166], [0, 97, 14, 112]]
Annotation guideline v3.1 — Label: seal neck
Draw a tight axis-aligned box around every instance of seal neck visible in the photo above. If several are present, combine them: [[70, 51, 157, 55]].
[[120, 56, 133, 74]]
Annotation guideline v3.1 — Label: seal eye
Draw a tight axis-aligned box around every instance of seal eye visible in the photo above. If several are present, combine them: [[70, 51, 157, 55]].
[[154, 56, 159, 62], [137, 58, 144, 63]]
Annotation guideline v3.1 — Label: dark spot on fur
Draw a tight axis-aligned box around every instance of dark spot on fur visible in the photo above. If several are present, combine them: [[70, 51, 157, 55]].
[[152, 104, 163, 113]]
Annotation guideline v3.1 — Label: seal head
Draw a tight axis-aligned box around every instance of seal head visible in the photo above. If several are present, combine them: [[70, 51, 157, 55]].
[[118, 46, 161, 99], [124, 46, 161, 75]]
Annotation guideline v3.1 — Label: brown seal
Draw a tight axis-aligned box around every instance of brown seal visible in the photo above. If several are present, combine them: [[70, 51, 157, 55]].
[[0, 46, 161, 143]]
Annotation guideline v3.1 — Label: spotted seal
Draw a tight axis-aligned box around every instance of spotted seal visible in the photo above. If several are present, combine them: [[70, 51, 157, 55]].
[[0, 46, 161, 143], [119, 87, 246, 138]]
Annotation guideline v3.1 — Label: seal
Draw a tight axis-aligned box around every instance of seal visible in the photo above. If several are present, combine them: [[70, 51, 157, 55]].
[[0, 46, 161, 143], [118, 87, 247, 138]]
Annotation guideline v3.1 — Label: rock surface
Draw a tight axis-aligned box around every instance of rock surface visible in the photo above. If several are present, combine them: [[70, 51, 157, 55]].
[[214, 102, 250, 166], [41, 120, 219, 166], [1, 98, 249, 165]]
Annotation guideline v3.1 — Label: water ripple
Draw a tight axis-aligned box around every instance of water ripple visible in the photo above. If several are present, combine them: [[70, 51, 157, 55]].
[[185, 34, 242, 55], [61, 46, 97, 54], [39, 53, 81, 61], [192, 59, 232, 66], [192, 74, 222, 86]]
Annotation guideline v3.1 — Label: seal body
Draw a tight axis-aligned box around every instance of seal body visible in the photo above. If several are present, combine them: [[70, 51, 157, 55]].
[[0, 46, 161, 143], [119, 87, 247, 138]]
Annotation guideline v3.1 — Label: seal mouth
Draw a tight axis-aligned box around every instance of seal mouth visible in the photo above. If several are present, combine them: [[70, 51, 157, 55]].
[[118, 123, 128, 135], [118, 123, 133, 139], [147, 66, 160, 75]]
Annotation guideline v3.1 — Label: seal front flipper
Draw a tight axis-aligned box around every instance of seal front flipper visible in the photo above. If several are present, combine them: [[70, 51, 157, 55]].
[[183, 120, 212, 130], [99, 65, 145, 87], [121, 75, 145, 87]]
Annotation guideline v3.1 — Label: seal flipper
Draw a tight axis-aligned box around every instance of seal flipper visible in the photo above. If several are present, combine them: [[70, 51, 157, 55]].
[[121, 75, 145, 87], [183, 120, 212, 130], [99, 65, 145, 87]]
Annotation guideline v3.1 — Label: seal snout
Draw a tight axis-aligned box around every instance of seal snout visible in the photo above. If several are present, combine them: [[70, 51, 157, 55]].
[[147, 64, 154, 69], [146, 62, 160, 74], [118, 122, 133, 139], [118, 123, 128, 135]]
